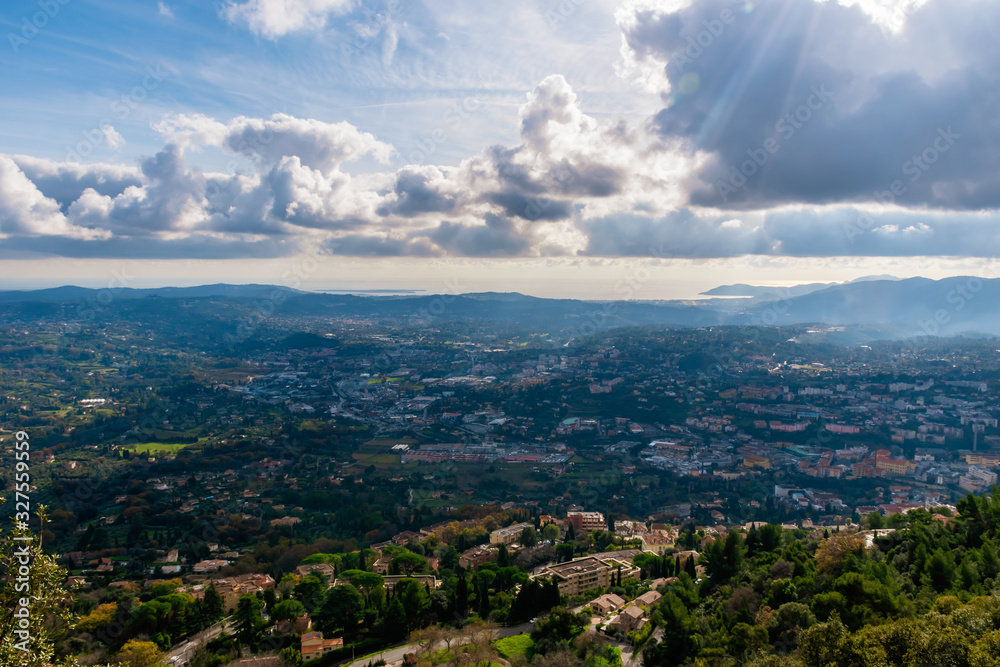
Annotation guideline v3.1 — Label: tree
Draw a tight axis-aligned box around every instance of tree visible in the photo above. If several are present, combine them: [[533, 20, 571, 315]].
[[798, 613, 849, 667], [644, 594, 699, 666], [531, 607, 590, 655], [339, 569, 385, 600], [411, 626, 444, 662], [396, 578, 431, 629], [815, 532, 865, 576], [467, 622, 501, 667], [233, 594, 265, 655], [729, 623, 768, 666], [272, 599, 307, 623], [455, 572, 470, 616], [203, 582, 225, 620], [0, 508, 77, 667], [279, 646, 303, 666], [521, 526, 539, 547], [392, 551, 427, 576], [384, 598, 408, 641], [76, 601, 118, 633], [757, 524, 782, 552], [543, 523, 561, 542], [293, 574, 327, 610], [498, 543, 511, 568], [315, 584, 365, 637], [116, 639, 167, 667]]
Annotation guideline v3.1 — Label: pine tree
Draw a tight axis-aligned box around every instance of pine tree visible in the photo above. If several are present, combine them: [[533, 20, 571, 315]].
[[204, 582, 225, 621], [498, 543, 510, 568], [233, 594, 265, 656], [456, 571, 469, 616], [477, 578, 491, 619]]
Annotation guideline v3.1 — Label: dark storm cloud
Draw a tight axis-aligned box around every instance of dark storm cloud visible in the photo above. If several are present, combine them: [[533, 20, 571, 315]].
[[423, 213, 533, 257], [377, 167, 464, 217], [487, 191, 573, 221], [622, 0, 1000, 210]]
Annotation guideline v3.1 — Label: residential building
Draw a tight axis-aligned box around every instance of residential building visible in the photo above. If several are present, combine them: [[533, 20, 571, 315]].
[[639, 533, 673, 555], [382, 575, 439, 592], [193, 559, 229, 574], [566, 511, 607, 532], [537, 555, 639, 596], [301, 632, 343, 662], [490, 522, 534, 545], [591, 593, 626, 615], [459, 545, 497, 569]]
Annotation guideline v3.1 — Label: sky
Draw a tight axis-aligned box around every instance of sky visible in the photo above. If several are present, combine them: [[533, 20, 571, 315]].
[[1, 0, 999, 299]]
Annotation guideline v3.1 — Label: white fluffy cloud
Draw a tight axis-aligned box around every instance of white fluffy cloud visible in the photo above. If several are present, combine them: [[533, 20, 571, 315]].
[[0, 157, 109, 239], [7, 0, 1000, 263], [221, 0, 353, 38]]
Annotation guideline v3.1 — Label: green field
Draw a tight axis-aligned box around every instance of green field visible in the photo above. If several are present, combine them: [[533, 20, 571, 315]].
[[494, 634, 535, 661], [128, 442, 197, 454]]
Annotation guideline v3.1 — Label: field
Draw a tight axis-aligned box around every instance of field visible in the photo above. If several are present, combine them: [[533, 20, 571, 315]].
[[128, 442, 197, 454], [494, 634, 535, 661]]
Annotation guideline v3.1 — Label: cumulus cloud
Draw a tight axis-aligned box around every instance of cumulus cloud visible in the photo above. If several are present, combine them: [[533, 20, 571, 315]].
[[9, 0, 1000, 264], [10, 156, 141, 210], [221, 0, 352, 38], [617, 0, 1000, 211], [0, 157, 109, 240], [153, 113, 393, 174]]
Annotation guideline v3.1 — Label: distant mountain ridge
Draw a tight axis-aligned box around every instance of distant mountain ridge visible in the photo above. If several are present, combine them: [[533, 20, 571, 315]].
[[700, 275, 900, 298], [1, 277, 999, 340], [0, 284, 303, 302], [743, 276, 1000, 337]]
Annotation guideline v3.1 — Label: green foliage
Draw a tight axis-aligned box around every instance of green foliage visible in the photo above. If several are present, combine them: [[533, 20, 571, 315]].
[[0, 512, 78, 666], [531, 606, 591, 655], [271, 599, 307, 623], [232, 594, 265, 654], [315, 584, 365, 637], [494, 633, 535, 661]]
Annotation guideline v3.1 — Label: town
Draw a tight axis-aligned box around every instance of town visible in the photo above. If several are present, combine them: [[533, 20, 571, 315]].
[[2, 305, 1000, 666]]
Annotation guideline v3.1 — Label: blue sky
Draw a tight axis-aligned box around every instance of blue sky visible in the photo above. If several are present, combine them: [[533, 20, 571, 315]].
[[2, 0, 1000, 298]]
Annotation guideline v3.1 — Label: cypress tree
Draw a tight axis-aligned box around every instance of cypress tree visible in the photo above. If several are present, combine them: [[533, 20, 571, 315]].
[[685, 555, 697, 579]]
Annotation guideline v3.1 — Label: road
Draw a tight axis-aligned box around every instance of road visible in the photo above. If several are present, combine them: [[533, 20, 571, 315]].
[[164, 616, 232, 665]]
